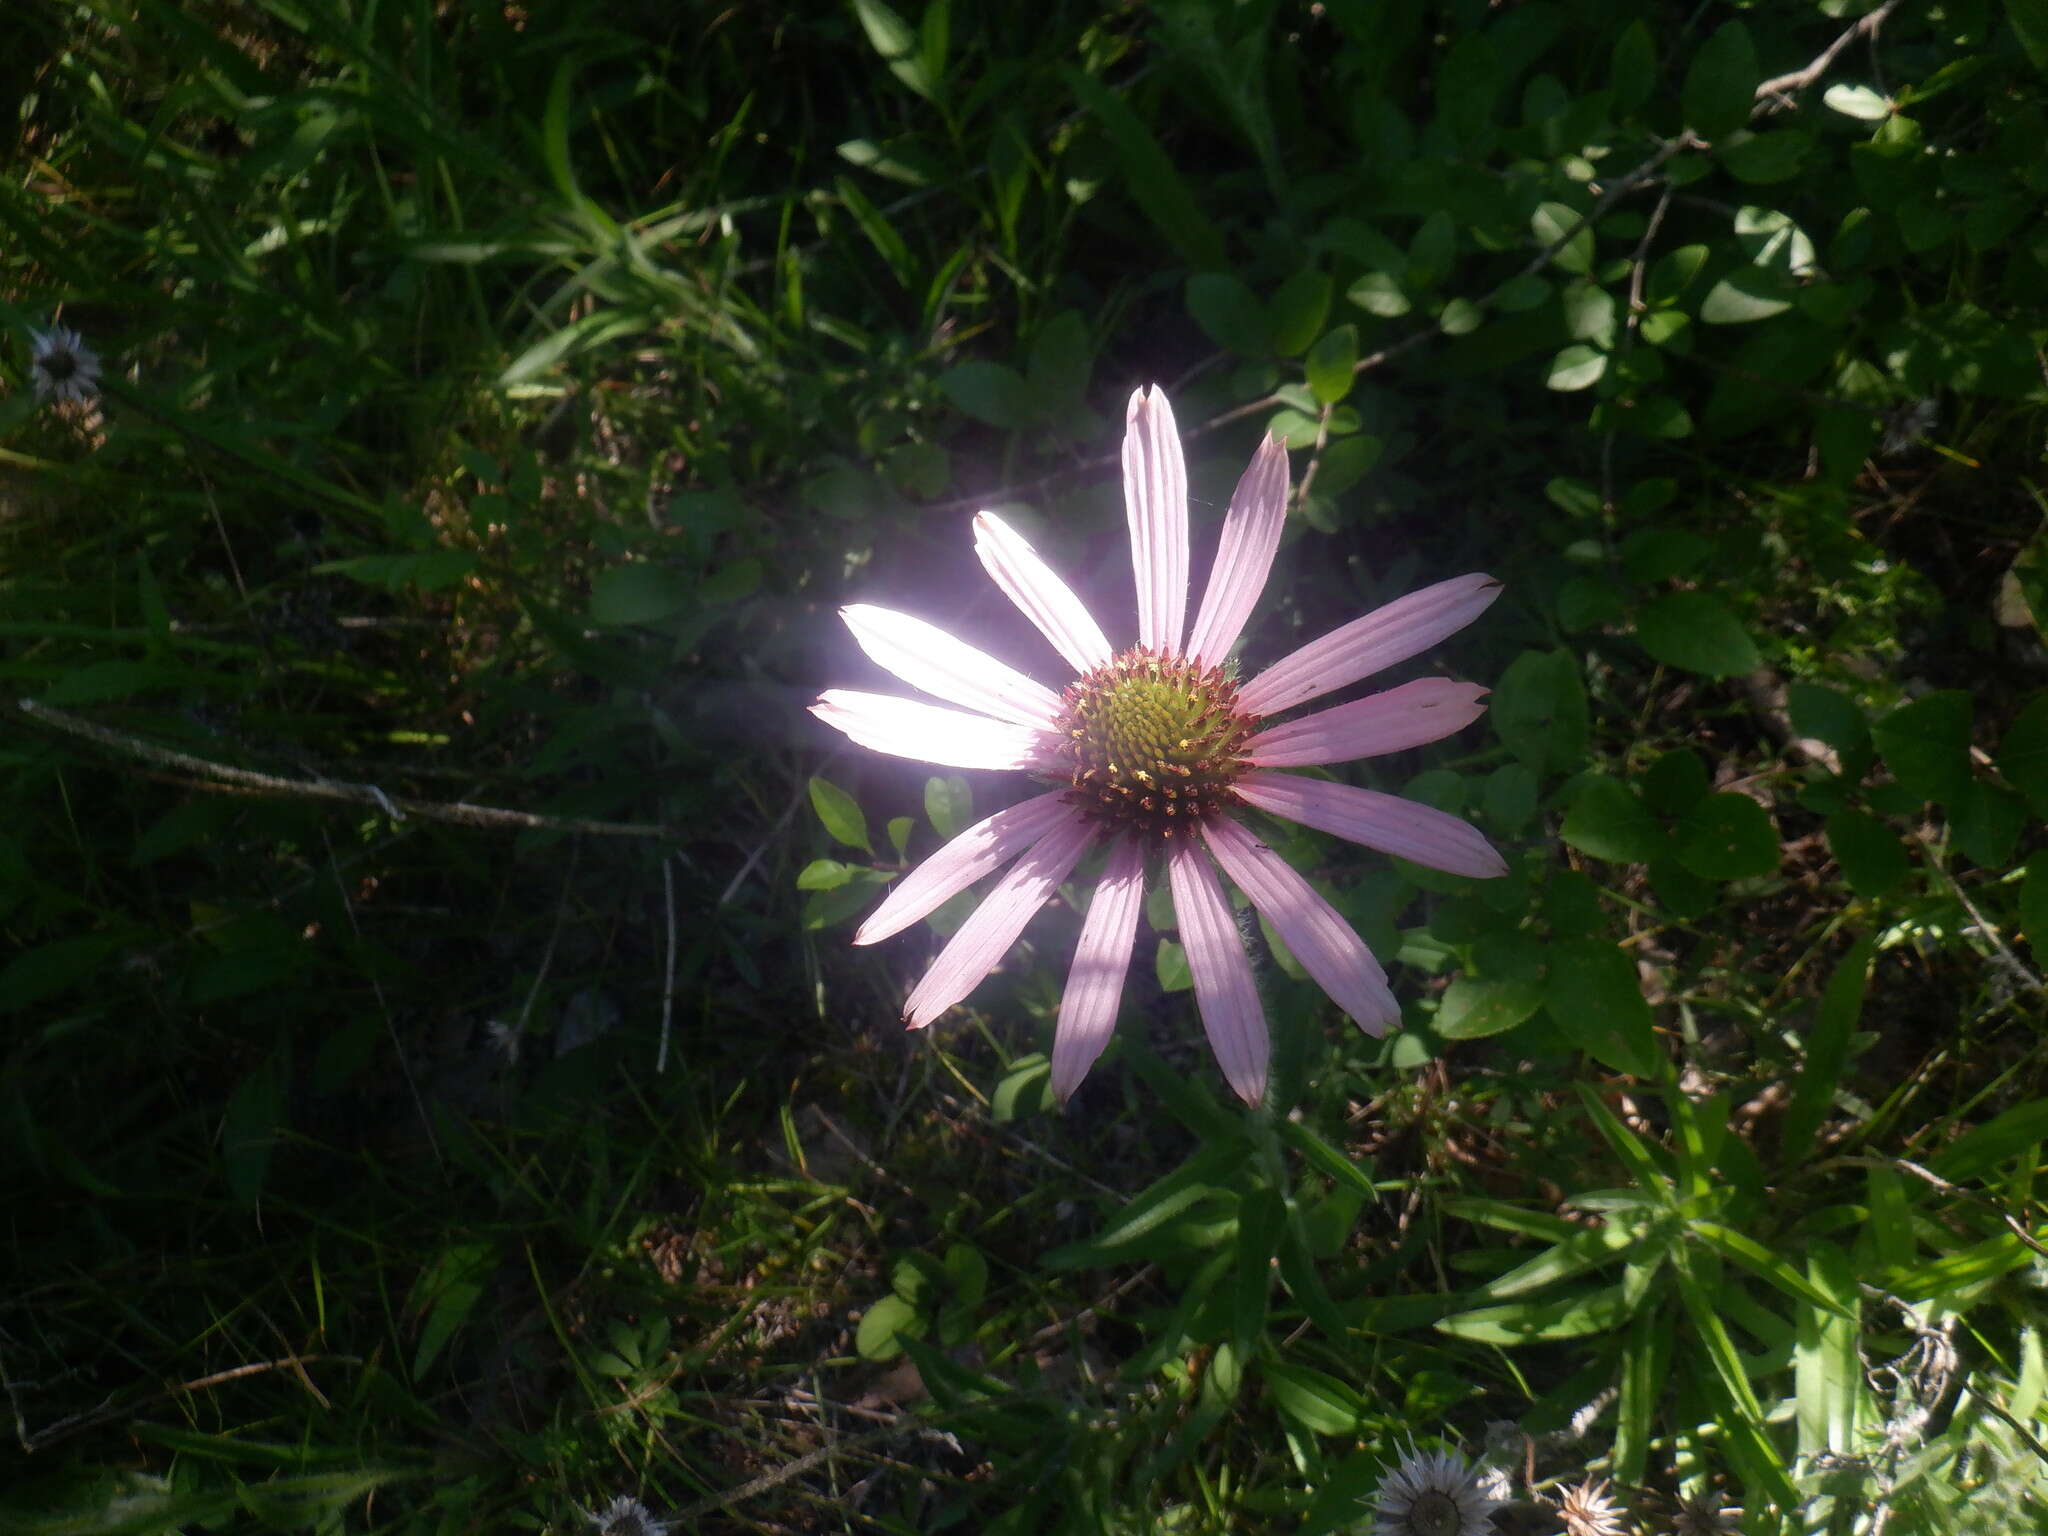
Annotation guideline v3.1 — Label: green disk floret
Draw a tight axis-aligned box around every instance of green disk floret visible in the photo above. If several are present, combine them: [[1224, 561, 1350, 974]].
[[1053, 646, 1261, 838]]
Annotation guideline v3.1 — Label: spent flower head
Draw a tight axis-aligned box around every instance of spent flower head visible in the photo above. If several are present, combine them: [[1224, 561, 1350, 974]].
[[812, 386, 1503, 1103], [580, 1495, 669, 1536], [1370, 1440, 1505, 1536], [1558, 1476, 1629, 1536], [28, 324, 101, 403]]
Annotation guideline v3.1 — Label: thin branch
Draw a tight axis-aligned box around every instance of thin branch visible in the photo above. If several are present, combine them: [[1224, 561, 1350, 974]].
[[1752, 0, 1905, 114], [17, 698, 669, 839]]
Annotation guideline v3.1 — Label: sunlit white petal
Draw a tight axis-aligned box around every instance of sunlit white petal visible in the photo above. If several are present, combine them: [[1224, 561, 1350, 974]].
[[1167, 839, 1267, 1105], [1050, 838, 1146, 1099], [1185, 434, 1289, 668], [856, 791, 1077, 945], [1236, 770, 1507, 878], [973, 513, 1113, 676], [812, 690, 1050, 771], [1123, 386, 1189, 652], [841, 604, 1062, 728]]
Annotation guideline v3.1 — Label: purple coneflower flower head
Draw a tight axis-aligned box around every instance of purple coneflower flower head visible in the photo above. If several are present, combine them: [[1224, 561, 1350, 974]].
[[812, 386, 1503, 1105], [28, 324, 101, 403], [1370, 1440, 1505, 1536]]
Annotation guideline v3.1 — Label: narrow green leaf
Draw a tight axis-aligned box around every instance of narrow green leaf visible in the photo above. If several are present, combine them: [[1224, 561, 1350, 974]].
[[1782, 934, 1876, 1163], [1067, 68, 1225, 269]]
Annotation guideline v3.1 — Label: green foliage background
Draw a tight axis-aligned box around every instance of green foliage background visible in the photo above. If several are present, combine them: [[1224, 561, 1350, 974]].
[[4, 0, 2048, 1531]]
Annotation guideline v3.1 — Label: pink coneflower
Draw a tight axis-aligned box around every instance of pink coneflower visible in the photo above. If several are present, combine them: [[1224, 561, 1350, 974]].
[[812, 386, 1503, 1104]]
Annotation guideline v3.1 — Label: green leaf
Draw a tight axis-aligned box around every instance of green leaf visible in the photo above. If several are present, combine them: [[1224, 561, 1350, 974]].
[[1788, 683, 1869, 753], [588, 562, 695, 626], [809, 775, 872, 852], [1268, 270, 1333, 358], [1674, 792, 1779, 881], [1347, 271, 1411, 318], [1610, 20, 1656, 114], [1950, 781, 2023, 868], [1305, 325, 1359, 405], [938, 360, 1036, 430], [835, 176, 916, 287], [851, 0, 937, 100], [1782, 934, 1876, 1164], [1720, 129, 1810, 184], [1264, 1360, 1364, 1435], [223, 1051, 286, 1205], [2011, 0, 2048, 76], [1699, 266, 1797, 324], [1635, 592, 1760, 677], [1156, 937, 1192, 992], [1546, 344, 1607, 391], [1312, 433, 1383, 496], [1187, 272, 1268, 357], [317, 551, 478, 592], [1562, 776, 1666, 864], [1793, 1242, 1863, 1461], [856, 1294, 926, 1361], [1639, 749, 1710, 816], [1997, 692, 2048, 817], [1232, 1188, 1284, 1358], [992, 1054, 1051, 1122], [1872, 690, 1973, 805], [1531, 201, 1594, 275], [1491, 649, 1589, 774], [1546, 941, 1658, 1076], [1824, 811, 1910, 896], [1463, 1220, 1646, 1302], [1437, 976, 1545, 1039], [410, 1242, 494, 1380], [1407, 209, 1456, 288], [797, 859, 854, 892], [1435, 1284, 1630, 1343], [2025, 852, 2048, 950], [1929, 1096, 2048, 1184], [1067, 67, 1225, 269], [924, 774, 971, 839], [1682, 20, 1758, 140]]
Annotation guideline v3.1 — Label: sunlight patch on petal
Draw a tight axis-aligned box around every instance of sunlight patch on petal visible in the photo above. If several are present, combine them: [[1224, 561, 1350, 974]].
[[812, 691, 1051, 771], [841, 604, 1062, 728]]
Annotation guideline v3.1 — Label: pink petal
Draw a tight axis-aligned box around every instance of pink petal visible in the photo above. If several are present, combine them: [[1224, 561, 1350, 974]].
[[1050, 837, 1146, 1099], [1238, 573, 1503, 717], [1123, 386, 1189, 653], [841, 604, 1061, 729], [902, 811, 1097, 1028], [1244, 678, 1489, 768], [1201, 815, 1399, 1035], [857, 790, 1078, 946], [973, 513, 1113, 677], [1236, 769, 1508, 878], [1166, 838, 1268, 1106], [1185, 434, 1290, 668], [812, 690, 1051, 771]]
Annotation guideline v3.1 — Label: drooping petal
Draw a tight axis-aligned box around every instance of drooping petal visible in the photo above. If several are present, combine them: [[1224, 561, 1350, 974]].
[[902, 811, 1098, 1028], [1238, 573, 1503, 717], [1244, 678, 1489, 768], [857, 790, 1077, 946], [1185, 434, 1290, 668], [1236, 769, 1508, 878], [812, 691, 1051, 771], [1202, 814, 1400, 1035], [841, 604, 1062, 728], [973, 513, 1113, 677], [1050, 837, 1146, 1099], [1123, 385, 1189, 653], [1166, 838, 1268, 1105]]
